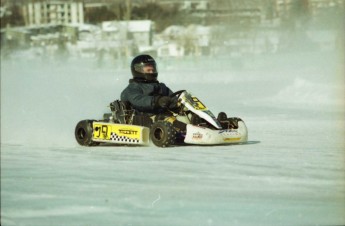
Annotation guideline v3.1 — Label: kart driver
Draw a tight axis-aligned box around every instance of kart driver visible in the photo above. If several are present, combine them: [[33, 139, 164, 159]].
[[121, 54, 177, 114]]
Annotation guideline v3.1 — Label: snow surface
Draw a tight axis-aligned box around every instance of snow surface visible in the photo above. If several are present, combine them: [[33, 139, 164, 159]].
[[1, 49, 345, 226]]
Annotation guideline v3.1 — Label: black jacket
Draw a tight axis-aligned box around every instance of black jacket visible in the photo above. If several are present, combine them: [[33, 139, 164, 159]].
[[120, 78, 173, 113]]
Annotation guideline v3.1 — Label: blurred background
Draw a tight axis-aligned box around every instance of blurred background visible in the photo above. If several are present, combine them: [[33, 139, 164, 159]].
[[1, 0, 344, 67]]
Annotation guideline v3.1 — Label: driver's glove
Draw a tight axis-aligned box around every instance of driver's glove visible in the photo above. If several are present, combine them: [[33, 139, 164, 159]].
[[155, 96, 172, 108]]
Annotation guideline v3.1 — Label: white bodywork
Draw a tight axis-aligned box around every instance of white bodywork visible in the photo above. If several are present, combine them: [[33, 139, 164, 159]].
[[184, 121, 248, 145], [179, 92, 222, 129], [178, 91, 248, 145]]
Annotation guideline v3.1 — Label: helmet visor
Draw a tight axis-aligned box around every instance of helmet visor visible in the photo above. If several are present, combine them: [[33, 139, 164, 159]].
[[134, 62, 158, 74]]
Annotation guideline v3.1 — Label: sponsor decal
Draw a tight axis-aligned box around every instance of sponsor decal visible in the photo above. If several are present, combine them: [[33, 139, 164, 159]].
[[192, 132, 203, 139], [223, 137, 242, 142], [119, 129, 138, 135], [219, 129, 239, 135], [219, 129, 235, 133]]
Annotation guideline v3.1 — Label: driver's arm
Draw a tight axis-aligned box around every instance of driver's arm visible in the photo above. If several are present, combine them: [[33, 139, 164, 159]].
[[121, 85, 156, 111]]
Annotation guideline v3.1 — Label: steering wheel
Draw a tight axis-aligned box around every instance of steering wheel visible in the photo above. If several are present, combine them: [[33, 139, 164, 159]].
[[169, 90, 186, 98], [166, 90, 186, 111]]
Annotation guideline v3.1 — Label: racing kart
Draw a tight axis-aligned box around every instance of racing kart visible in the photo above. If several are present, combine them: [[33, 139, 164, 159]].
[[75, 90, 248, 147]]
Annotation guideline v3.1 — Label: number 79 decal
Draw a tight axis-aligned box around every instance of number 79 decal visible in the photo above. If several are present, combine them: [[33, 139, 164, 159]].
[[94, 125, 110, 139]]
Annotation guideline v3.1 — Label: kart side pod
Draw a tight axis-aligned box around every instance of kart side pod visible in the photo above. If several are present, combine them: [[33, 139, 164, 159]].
[[92, 122, 150, 145], [75, 120, 150, 146], [184, 121, 248, 145]]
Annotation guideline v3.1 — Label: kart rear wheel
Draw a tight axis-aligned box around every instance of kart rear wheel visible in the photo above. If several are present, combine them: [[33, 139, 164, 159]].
[[75, 120, 100, 146], [150, 121, 176, 147]]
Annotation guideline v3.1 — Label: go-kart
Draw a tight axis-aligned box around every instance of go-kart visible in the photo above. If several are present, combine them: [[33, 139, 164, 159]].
[[75, 90, 248, 147]]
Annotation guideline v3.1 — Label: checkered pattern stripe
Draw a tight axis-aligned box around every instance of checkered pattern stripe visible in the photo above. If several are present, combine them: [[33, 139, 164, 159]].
[[110, 132, 139, 143]]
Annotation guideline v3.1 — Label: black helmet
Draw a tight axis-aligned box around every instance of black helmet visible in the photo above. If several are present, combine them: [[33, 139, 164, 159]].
[[131, 54, 158, 82]]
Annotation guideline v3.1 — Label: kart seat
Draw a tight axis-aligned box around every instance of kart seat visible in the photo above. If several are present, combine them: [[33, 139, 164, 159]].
[[109, 100, 134, 124]]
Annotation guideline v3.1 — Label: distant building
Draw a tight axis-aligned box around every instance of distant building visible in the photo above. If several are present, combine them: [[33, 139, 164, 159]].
[[22, 1, 84, 26], [157, 42, 185, 57], [158, 24, 211, 57], [102, 20, 155, 48]]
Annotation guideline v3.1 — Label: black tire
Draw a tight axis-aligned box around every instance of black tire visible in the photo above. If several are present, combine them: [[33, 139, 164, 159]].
[[150, 121, 176, 147], [217, 112, 228, 121], [75, 120, 99, 146], [227, 117, 240, 129], [191, 113, 203, 125]]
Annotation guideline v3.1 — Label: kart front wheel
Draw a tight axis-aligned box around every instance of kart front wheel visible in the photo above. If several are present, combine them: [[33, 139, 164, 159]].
[[150, 121, 176, 147], [75, 120, 100, 146]]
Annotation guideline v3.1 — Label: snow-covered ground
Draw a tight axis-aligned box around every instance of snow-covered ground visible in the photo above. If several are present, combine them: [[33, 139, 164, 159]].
[[1, 49, 345, 225]]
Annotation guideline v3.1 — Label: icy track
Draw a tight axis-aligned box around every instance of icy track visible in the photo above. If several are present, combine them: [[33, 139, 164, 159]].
[[1, 51, 345, 226]]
